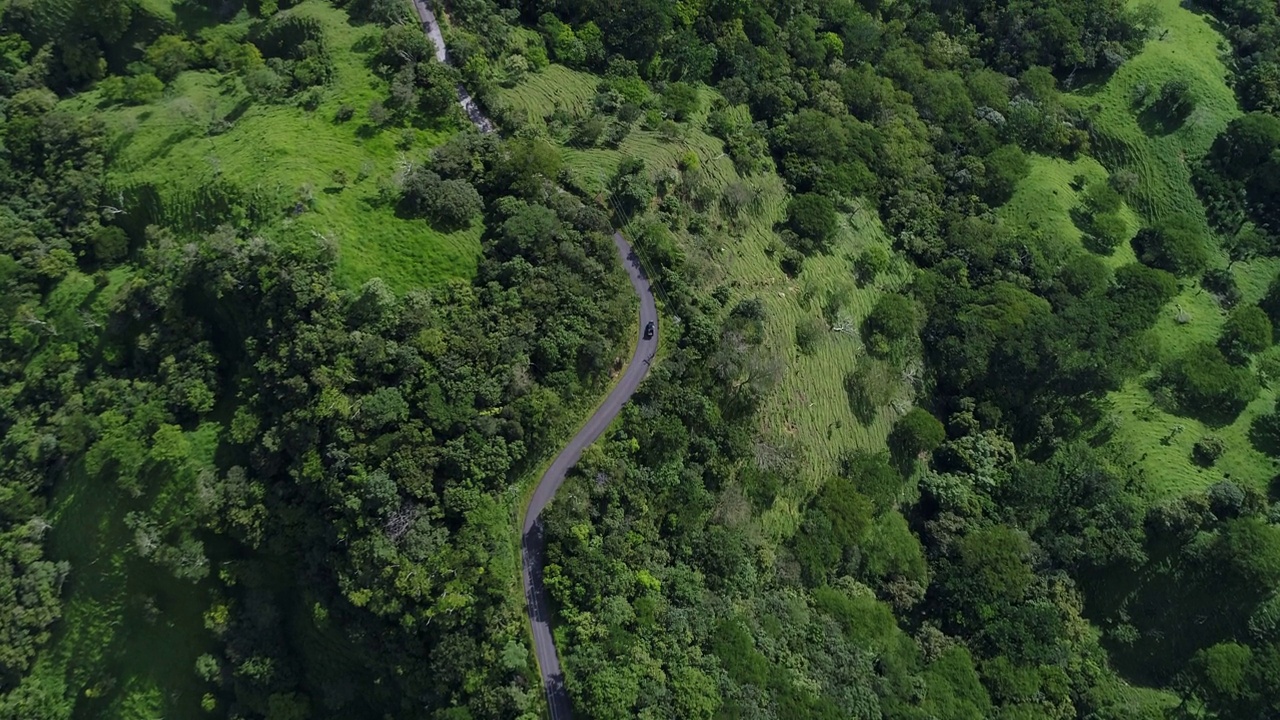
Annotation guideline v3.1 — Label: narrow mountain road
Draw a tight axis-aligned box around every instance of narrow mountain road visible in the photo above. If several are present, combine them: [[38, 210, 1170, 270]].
[[409, 0, 495, 132], [521, 234, 658, 720], [405, 5, 658, 717]]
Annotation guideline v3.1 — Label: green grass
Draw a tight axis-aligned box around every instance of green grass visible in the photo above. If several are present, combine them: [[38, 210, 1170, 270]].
[[1001, 154, 1140, 268], [1067, 0, 1239, 223], [64, 0, 479, 292], [1107, 257, 1280, 499], [1010, 0, 1277, 499], [498, 68, 905, 537], [36, 419, 222, 720], [497, 63, 599, 120]]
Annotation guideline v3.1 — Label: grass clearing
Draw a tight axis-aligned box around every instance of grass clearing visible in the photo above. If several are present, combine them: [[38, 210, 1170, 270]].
[[1001, 154, 1139, 268], [1107, 257, 1280, 499], [1067, 0, 1238, 223], [498, 68, 905, 537], [1014, 0, 1275, 499], [65, 0, 479, 291], [498, 63, 599, 119]]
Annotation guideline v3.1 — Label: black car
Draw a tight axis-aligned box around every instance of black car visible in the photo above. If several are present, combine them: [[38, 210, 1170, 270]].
[[643, 321, 655, 340]]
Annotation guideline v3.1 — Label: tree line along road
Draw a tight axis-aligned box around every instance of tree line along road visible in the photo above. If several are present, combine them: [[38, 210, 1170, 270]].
[[407, 4, 660, 717]]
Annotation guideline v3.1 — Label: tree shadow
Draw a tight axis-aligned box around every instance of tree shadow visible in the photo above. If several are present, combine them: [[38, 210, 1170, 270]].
[[223, 96, 253, 125], [1064, 64, 1123, 97], [173, 0, 233, 36], [1137, 104, 1187, 137], [1247, 414, 1280, 456]]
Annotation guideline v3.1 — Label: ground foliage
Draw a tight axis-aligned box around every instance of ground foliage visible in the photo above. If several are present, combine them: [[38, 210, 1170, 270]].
[[0, 3, 631, 718], [4, 0, 1280, 719], [437, 0, 1280, 717]]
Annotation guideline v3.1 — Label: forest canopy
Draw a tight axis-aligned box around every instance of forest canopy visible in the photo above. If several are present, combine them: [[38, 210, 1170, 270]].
[[2, 0, 1280, 718]]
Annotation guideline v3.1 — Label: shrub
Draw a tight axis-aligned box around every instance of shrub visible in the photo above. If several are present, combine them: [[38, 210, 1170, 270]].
[[1193, 435, 1226, 466], [854, 245, 891, 285], [1219, 305, 1273, 363], [1154, 78, 1195, 122], [1162, 342, 1260, 424], [795, 316, 825, 356], [1132, 213, 1210, 277]]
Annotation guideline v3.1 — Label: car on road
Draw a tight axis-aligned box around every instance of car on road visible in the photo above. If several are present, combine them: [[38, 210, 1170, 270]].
[[644, 321, 655, 340]]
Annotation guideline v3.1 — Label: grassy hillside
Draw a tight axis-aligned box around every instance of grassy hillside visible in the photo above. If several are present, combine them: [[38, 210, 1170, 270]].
[[1007, 0, 1277, 498], [1001, 154, 1140, 269], [497, 66, 908, 536], [62, 0, 479, 291], [1066, 0, 1239, 222]]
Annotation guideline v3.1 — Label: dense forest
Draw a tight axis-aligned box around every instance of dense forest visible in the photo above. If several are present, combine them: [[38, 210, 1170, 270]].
[[2, 0, 1280, 719]]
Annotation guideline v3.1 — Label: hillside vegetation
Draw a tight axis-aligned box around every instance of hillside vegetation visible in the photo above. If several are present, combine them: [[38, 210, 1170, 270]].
[[494, 64, 911, 532], [3, 0, 1280, 719]]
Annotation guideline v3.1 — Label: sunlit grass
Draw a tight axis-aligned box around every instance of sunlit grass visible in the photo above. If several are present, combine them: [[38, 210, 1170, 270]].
[[63, 0, 478, 292]]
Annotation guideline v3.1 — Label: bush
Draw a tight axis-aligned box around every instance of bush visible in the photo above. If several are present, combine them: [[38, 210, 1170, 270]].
[[1132, 213, 1210, 277], [1219, 305, 1273, 363], [1250, 410, 1280, 455], [795, 316, 825, 356], [784, 193, 838, 255], [854, 245, 891, 285], [1082, 181, 1124, 215], [1193, 435, 1226, 466], [1162, 342, 1260, 424], [1154, 78, 1195, 122], [1202, 268, 1241, 308]]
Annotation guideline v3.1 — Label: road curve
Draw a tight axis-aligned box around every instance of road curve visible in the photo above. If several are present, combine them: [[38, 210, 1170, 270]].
[[405, 5, 657, 716], [409, 0, 495, 132], [521, 233, 659, 720]]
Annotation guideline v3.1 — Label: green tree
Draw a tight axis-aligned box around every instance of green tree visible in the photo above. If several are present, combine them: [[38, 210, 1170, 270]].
[[1132, 213, 1210, 277], [1219, 305, 1273, 363], [854, 245, 891, 285], [663, 82, 700, 121], [784, 192, 838, 255], [145, 34, 194, 81], [1086, 211, 1129, 254], [1163, 342, 1260, 424], [1186, 642, 1254, 713], [980, 145, 1029, 206], [91, 225, 129, 263], [862, 293, 916, 356], [890, 408, 946, 463]]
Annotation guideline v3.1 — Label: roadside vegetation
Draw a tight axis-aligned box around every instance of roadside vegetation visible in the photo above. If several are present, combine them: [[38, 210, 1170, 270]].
[[4, 0, 1280, 719]]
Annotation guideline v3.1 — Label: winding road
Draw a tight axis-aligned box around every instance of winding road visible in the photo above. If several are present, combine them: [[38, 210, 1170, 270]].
[[407, 3, 658, 716], [522, 234, 658, 719]]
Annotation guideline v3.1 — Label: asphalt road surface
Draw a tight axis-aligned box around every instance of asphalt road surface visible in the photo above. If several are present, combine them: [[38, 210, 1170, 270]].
[[409, 0, 495, 133], [521, 233, 659, 720], [404, 6, 655, 715]]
